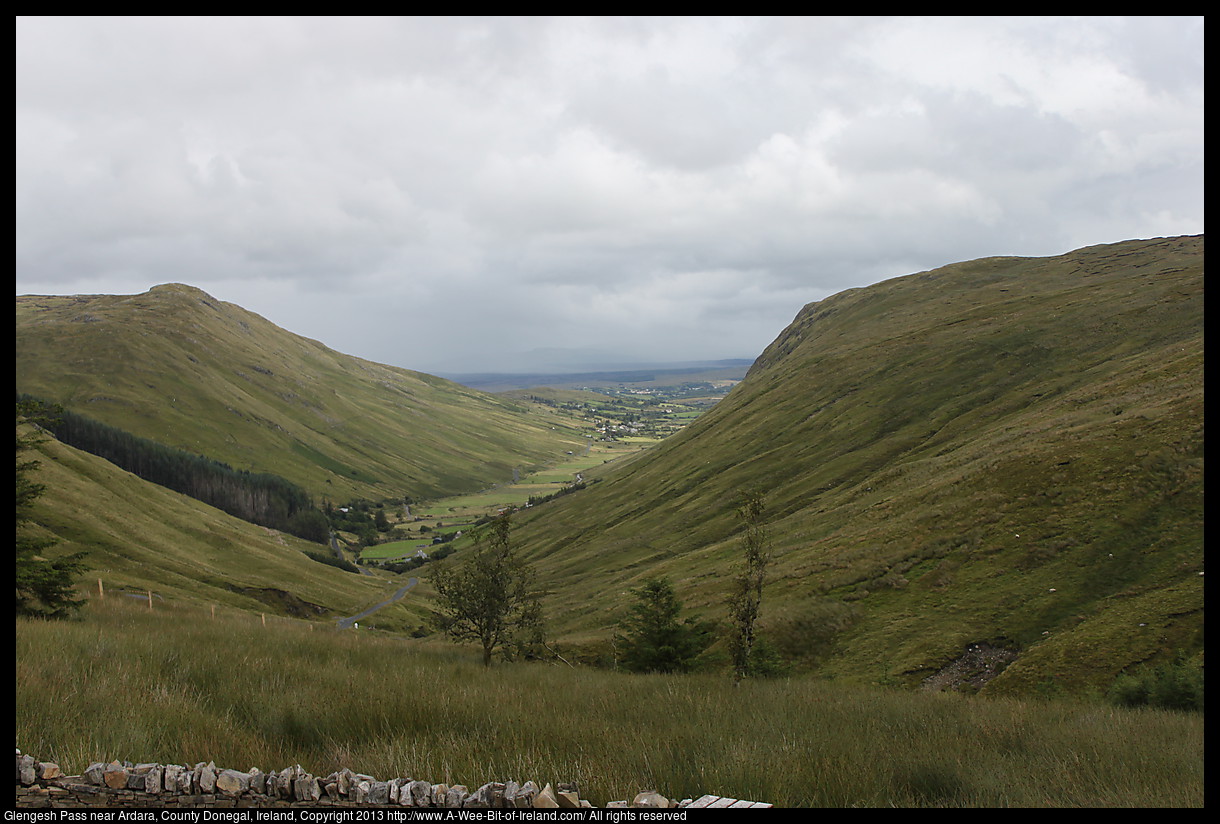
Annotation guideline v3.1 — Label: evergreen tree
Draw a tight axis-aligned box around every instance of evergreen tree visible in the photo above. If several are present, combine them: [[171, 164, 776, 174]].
[[286, 508, 331, 544], [16, 401, 87, 618], [617, 576, 714, 673]]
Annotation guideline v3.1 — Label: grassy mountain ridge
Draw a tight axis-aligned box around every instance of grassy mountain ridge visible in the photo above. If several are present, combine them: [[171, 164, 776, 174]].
[[506, 235, 1203, 696], [16, 283, 585, 503]]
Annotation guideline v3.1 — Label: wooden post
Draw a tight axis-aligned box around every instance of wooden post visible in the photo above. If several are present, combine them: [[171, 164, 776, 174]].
[[97, 579, 104, 600], [147, 590, 153, 610], [211, 604, 216, 620], [261, 613, 266, 627]]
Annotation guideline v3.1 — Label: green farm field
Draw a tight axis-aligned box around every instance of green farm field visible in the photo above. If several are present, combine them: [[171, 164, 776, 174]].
[[363, 439, 661, 563]]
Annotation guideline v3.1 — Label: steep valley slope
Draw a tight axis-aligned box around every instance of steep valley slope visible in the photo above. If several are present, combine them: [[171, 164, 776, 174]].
[[21, 431, 416, 625], [507, 235, 1203, 697]]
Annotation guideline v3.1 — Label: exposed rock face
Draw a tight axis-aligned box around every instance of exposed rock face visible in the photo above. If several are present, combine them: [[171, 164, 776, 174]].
[[921, 642, 1019, 693], [230, 586, 330, 618]]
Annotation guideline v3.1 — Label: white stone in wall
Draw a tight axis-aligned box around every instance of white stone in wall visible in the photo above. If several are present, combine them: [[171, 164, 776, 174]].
[[197, 762, 217, 793], [84, 762, 106, 785], [517, 781, 540, 808], [217, 769, 250, 796], [276, 767, 296, 799], [103, 764, 128, 789], [446, 784, 469, 808], [17, 754, 36, 786], [37, 762, 64, 780], [163, 764, 184, 793], [176, 764, 194, 795], [143, 765, 163, 793], [408, 779, 433, 807], [464, 783, 492, 809], [294, 774, 321, 802], [632, 792, 670, 808], [533, 783, 559, 809]]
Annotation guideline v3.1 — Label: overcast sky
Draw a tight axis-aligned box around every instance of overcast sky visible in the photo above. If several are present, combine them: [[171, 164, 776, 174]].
[[16, 17, 1204, 375]]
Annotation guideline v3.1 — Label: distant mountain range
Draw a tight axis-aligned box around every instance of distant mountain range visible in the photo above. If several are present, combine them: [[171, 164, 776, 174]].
[[440, 359, 754, 392]]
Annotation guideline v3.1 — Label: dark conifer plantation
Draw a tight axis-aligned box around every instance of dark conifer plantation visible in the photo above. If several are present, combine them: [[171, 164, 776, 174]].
[[23, 396, 325, 542]]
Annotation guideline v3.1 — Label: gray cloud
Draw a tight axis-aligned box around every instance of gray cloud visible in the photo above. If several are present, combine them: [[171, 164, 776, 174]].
[[16, 16, 1204, 374]]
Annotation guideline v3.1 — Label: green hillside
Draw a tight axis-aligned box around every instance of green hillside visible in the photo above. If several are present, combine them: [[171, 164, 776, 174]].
[[14, 238, 1203, 699], [20, 430, 420, 627], [16, 283, 585, 503], [504, 236, 1204, 697]]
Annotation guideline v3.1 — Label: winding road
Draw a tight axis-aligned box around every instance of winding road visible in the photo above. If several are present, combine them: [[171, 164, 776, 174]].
[[336, 577, 419, 629]]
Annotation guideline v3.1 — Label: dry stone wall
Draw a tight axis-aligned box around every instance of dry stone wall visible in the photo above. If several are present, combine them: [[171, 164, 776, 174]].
[[15, 749, 730, 810]]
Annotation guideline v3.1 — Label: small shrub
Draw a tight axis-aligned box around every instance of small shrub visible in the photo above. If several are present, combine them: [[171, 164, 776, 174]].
[[746, 637, 791, 678], [1107, 657, 1203, 712]]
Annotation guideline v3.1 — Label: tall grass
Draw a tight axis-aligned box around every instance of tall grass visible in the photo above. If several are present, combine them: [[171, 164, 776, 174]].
[[16, 598, 1203, 807]]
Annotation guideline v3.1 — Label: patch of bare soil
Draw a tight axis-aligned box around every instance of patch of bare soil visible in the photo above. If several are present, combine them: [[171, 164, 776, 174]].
[[920, 642, 1018, 693], [231, 586, 330, 618]]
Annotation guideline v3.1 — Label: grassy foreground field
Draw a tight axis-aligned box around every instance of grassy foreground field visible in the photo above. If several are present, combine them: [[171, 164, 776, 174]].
[[17, 598, 1203, 807]]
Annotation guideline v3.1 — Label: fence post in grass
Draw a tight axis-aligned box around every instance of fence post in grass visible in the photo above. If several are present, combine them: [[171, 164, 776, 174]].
[[211, 604, 216, 620], [97, 579, 104, 600], [147, 590, 153, 610], [261, 613, 266, 627]]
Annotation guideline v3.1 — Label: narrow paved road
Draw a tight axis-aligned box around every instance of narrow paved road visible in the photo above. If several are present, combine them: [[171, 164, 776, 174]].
[[331, 530, 377, 576], [336, 577, 418, 629]]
